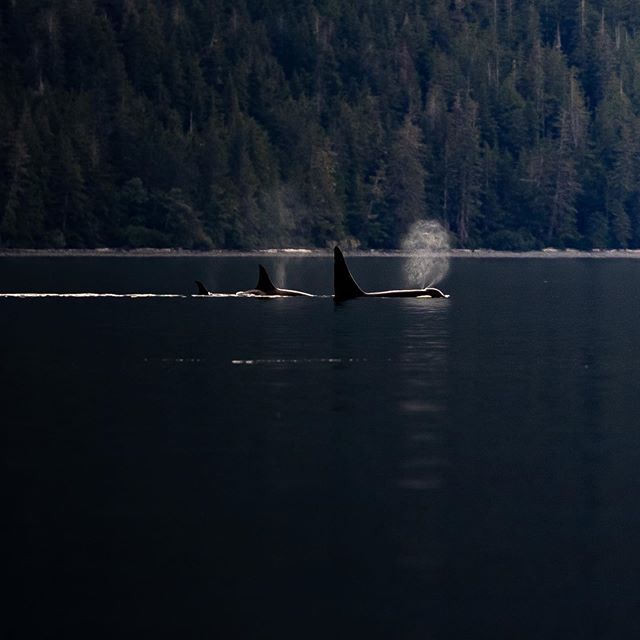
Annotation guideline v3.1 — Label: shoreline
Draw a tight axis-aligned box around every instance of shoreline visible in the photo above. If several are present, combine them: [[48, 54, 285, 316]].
[[2, 247, 640, 258]]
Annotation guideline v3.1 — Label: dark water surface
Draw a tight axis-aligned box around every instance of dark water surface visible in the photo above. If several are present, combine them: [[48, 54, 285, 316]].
[[2, 256, 640, 639]]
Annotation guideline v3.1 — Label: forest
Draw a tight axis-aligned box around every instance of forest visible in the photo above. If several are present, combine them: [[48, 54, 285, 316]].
[[2, 0, 640, 250]]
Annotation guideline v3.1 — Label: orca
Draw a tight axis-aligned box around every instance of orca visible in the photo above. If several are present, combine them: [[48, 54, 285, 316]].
[[195, 265, 314, 297], [237, 264, 314, 297], [333, 246, 449, 301]]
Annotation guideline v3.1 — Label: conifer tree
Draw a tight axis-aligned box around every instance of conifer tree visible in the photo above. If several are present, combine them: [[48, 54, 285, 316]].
[[446, 93, 482, 246], [3, 0, 640, 249], [384, 115, 427, 245]]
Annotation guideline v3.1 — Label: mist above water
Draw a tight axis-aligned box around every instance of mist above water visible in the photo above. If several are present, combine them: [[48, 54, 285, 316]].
[[273, 259, 290, 289], [401, 220, 450, 288]]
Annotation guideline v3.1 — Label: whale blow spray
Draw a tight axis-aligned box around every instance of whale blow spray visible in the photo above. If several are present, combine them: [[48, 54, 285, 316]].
[[401, 220, 450, 288]]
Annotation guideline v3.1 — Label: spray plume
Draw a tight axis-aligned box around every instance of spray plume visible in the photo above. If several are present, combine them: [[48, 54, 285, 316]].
[[401, 220, 450, 288]]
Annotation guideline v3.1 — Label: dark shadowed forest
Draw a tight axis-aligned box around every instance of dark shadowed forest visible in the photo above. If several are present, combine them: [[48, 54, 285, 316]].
[[2, 1, 640, 250]]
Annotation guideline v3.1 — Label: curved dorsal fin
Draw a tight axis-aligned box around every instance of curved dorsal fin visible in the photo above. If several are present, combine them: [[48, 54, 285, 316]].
[[333, 246, 366, 300], [256, 265, 277, 292], [195, 280, 210, 295]]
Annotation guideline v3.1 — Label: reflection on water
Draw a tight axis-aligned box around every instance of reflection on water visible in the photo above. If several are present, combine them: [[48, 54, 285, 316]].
[[231, 357, 366, 365], [393, 301, 449, 624], [3, 256, 640, 639]]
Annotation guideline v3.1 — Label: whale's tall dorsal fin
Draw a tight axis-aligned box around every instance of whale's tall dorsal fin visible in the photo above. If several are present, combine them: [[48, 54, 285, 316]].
[[334, 246, 366, 300], [195, 280, 210, 295], [256, 265, 277, 292]]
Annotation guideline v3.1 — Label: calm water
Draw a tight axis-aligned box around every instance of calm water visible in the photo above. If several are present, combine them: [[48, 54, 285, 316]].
[[2, 255, 640, 639]]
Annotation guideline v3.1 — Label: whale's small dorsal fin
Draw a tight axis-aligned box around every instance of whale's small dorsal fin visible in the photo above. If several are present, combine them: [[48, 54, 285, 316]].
[[334, 246, 366, 300], [256, 265, 277, 293], [195, 280, 210, 295]]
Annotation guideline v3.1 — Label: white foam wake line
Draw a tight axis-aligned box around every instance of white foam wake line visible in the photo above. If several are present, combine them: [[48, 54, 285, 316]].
[[0, 293, 328, 299], [0, 293, 190, 298]]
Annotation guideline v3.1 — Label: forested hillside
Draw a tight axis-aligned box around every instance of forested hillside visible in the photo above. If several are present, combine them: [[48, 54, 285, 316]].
[[2, 1, 640, 249]]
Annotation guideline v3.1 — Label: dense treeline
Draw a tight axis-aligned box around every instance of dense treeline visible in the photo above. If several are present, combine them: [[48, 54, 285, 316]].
[[2, 1, 640, 249]]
